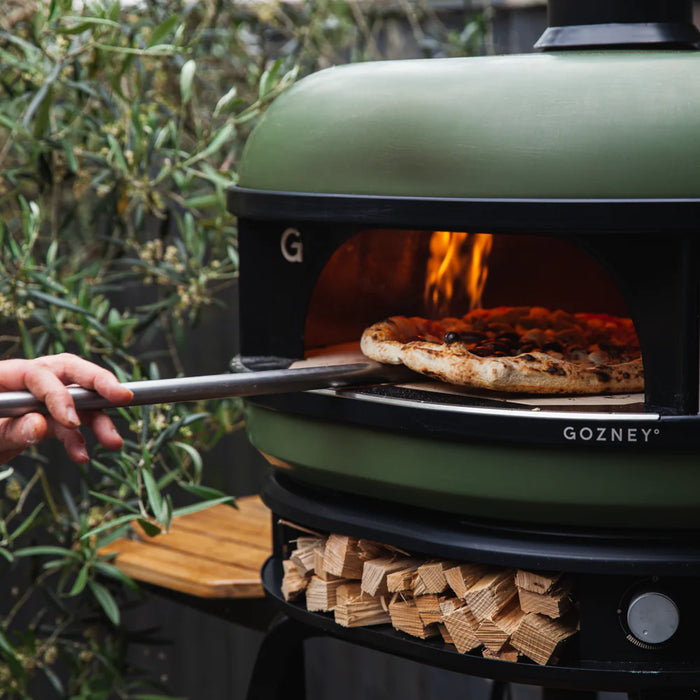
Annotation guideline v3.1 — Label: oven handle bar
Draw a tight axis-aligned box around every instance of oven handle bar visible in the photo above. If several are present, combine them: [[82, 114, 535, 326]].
[[0, 362, 411, 418]]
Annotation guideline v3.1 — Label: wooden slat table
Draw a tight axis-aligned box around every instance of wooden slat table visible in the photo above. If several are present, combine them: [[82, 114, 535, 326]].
[[99, 495, 272, 599]]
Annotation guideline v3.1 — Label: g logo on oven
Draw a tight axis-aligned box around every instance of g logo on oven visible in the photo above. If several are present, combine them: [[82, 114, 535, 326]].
[[281, 228, 303, 263], [563, 425, 660, 443]]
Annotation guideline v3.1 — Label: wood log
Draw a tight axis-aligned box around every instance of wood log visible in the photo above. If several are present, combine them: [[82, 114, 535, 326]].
[[282, 559, 309, 602], [389, 599, 440, 639], [510, 613, 577, 666], [442, 606, 481, 654], [324, 534, 365, 579], [415, 594, 443, 626], [440, 597, 462, 615], [386, 561, 422, 593], [312, 542, 341, 581], [358, 539, 388, 560], [444, 563, 491, 599], [306, 575, 350, 612], [414, 561, 455, 595], [476, 596, 525, 652], [362, 556, 419, 597], [464, 569, 517, 621], [518, 585, 572, 619], [515, 570, 563, 595], [482, 644, 520, 662], [290, 537, 323, 576], [336, 581, 363, 606], [437, 623, 454, 646], [334, 596, 391, 627]]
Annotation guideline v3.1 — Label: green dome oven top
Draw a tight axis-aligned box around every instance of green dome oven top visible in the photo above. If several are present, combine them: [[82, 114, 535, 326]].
[[238, 52, 700, 199]]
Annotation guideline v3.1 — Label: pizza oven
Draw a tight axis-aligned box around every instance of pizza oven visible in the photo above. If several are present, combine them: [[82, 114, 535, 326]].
[[228, 1, 700, 696]]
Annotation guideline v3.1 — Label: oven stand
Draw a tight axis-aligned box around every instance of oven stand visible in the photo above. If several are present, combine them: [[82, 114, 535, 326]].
[[245, 616, 696, 700]]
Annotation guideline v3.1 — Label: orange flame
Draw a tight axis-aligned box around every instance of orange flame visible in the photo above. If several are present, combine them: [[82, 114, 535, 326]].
[[424, 231, 493, 318]]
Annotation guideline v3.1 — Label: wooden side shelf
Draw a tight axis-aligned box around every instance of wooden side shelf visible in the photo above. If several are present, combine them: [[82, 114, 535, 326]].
[[99, 495, 272, 599]]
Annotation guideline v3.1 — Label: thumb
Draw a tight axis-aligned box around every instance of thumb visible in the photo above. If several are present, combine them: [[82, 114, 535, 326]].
[[0, 414, 49, 462]]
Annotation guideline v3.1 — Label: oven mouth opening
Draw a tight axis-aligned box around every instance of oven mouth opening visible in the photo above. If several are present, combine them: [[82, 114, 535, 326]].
[[301, 229, 645, 415]]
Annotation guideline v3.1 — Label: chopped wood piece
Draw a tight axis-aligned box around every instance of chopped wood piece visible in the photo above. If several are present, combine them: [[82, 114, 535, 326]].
[[362, 557, 421, 597], [476, 596, 525, 652], [510, 613, 577, 666], [437, 623, 454, 646], [415, 594, 443, 626], [442, 606, 481, 654], [290, 537, 323, 576], [482, 644, 520, 663], [387, 561, 422, 592], [336, 581, 363, 606], [414, 561, 455, 595], [518, 586, 572, 619], [515, 570, 563, 595], [464, 570, 517, 621], [334, 596, 391, 627], [306, 575, 349, 612], [389, 600, 440, 639], [324, 534, 364, 579], [358, 539, 388, 560], [312, 542, 340, 581], [439, 597, 462, 617], [282, 559, 309, 602], [444, 563, 491, 599]]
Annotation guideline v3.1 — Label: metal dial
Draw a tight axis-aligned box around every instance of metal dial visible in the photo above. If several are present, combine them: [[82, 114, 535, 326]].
[[626, 591, 679, 645]]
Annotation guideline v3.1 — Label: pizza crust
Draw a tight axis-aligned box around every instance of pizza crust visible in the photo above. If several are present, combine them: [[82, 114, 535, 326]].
[[360, 308, 644, 395]]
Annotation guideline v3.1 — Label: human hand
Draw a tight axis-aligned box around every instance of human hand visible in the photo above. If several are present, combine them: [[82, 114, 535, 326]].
[[0, 354, 133, 465]]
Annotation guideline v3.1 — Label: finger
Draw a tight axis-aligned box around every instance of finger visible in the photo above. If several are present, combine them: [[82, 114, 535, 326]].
[[32, 354, 134, 404], [81, 411, 124, 451], [22, 365, 83, 429], [0, 414, 48, 463], [51, 422, 89, 464]]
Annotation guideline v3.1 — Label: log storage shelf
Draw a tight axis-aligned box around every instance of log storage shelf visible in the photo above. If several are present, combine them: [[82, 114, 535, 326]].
[[100, 495, 271, 599]]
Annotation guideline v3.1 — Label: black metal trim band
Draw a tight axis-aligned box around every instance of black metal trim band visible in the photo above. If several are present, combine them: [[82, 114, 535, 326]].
[[535, 22, 700, 50], [227, 187, 700, 234], [262, 473, 700, 575]]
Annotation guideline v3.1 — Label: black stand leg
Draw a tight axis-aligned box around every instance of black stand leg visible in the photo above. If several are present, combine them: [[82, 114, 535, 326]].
[[489, 681, 512, 700], [246, 615, 313, 700]]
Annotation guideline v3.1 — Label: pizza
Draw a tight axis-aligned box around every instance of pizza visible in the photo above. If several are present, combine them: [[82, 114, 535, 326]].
[[360, 306, 643, 395]]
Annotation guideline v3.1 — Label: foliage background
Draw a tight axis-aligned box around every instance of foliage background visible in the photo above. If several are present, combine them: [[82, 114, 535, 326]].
[[0, 0, 486, 697]]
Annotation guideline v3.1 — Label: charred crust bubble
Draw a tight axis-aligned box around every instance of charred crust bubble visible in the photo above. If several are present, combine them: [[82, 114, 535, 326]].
[[520, 354, 536, 361], [594, 370, 611, 382], [444, 331, 459, 344], [546, 365, 566, 376]]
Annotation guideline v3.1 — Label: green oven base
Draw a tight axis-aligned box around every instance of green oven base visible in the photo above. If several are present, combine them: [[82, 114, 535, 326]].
[[244, 403, 700, 529]]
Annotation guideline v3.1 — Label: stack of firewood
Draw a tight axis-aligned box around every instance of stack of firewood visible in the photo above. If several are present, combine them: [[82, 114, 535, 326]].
[[281, 532, 578, 666]]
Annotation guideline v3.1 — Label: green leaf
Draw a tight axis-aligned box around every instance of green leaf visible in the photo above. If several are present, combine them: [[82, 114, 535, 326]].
[[68, 565, 89, 596], [172, 495, 235, 518], [80, 513, 137, 540], [142, 467, 164, 522], [26, 289, 95, 316], [8, 502, 44, 542], [88, 580, 120, 625], [0, 548, 14, 564], [180, 60, 196, 105], [178, 482, 234, 503], [171, 441, 203, 473], [13, 545, 80, 560], [136, 518, 162, 537], [88, 490, 139, 513], [148, 15, 180, 47], [213, 86, 238, 117], [94, 561, 138, 590]]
